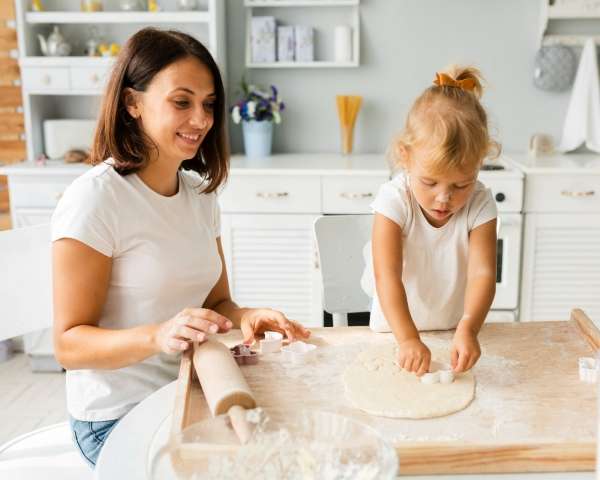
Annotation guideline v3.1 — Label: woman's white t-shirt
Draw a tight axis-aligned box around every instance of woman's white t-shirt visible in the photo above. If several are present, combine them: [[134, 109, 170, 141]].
[[363, 172, 497, 332], [51, 161, 222, 421]]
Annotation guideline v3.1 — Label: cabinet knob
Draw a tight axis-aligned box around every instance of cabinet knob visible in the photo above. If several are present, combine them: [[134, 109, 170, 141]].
[[495, 192, 506, 202], [340, 192, 374, 199], [90, 74, 99, 83], [256, 192, 289, 199], [561, 190, 595, 197], [42, 75, 51, 85], [55, 192, 63, 201]]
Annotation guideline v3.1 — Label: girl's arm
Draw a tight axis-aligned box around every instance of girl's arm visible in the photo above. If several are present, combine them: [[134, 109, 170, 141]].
[[372, 213, 430, 375], [53, 238, 230, 370], [452, 218, 497, 371], [203, 238, 310, 344]]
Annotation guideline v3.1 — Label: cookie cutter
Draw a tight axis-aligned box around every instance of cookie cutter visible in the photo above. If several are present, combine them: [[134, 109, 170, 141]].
[[281, 341, 316, 365], [259, 331, 283, 354], [420, 361, 455, 384], [579, 357, 598, 383], [230, 344, 259, 365]]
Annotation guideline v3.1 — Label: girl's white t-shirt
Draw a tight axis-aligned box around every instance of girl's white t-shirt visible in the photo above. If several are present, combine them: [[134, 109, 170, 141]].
[[51, 161, 222, 421], [362, 172, 497, 332]]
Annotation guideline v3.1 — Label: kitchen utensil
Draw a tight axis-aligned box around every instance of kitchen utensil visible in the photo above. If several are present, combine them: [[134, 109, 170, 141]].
[[37, 26, 71, 57], [533, 44, 576, 92], [150, 408, 398, 479], [281, 340, 316, 364], [193, 339, 256, 444], [259, 331, 282, 354], [230, 344, 259, 365], [419, 361, 455, 384], [336, 95, 362, 154]]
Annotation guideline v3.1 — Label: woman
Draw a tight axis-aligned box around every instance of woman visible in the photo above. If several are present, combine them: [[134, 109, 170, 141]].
[[51, 27, 310, 468]]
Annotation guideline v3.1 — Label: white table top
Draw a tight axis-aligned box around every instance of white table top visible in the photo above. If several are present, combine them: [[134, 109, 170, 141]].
[[94, 380, 594, 480]]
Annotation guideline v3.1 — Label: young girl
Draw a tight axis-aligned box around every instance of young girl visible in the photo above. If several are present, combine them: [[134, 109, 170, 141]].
[[365, 66, 499, 378], [51, 28, 309, 468]]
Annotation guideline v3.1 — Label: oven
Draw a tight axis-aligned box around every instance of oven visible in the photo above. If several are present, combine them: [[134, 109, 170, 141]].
[[491, 212, 522, 313]]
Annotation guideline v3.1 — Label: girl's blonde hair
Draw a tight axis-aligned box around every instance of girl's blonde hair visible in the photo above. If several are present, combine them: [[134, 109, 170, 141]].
[[389, 65, 501, 175]]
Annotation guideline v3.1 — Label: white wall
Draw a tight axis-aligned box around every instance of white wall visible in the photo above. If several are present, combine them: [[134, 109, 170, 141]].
[[225, 0, 571, 155]]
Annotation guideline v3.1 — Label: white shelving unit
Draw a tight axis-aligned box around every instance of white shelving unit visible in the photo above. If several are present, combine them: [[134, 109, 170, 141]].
[[540, 0, 600, 46], [244, 0, 360, 68], [11, 0, 226, 371]]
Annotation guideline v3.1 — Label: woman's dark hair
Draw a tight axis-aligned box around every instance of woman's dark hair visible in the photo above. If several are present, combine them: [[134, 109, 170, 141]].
[[90, 27, 228, 193]]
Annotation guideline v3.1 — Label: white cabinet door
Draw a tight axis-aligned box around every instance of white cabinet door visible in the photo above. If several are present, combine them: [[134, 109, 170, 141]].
[[520, 213, 600, 322], [220, 214, 323, 328]]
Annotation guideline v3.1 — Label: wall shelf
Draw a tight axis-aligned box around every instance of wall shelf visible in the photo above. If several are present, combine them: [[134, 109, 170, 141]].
[[245, 0, 360, 68], [26, 11, 210, 24]]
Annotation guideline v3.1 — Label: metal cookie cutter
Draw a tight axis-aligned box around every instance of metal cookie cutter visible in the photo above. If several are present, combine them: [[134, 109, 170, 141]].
[[260, 331, 283, 354], [420, 361, 455, 384], [230, 344, 259, 365], [281, 341, 316, 365], [579, 357, 598, 383]]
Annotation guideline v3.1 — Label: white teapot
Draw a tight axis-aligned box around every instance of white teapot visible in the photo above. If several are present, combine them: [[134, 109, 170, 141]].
[[38, 26, 72, 56]]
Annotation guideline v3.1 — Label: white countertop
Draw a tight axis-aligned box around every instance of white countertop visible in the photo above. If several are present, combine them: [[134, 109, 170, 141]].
[[506, 151, 600, 174]]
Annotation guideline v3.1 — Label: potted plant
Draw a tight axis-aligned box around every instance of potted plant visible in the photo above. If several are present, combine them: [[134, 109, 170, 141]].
[[230, 79, 285, 162]]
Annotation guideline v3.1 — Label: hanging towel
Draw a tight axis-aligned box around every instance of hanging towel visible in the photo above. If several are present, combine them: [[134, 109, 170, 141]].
[[559, 38, 600, 152]]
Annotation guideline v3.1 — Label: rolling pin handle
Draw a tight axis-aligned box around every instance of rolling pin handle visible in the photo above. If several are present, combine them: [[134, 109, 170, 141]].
[[228, 405, 253, 445]]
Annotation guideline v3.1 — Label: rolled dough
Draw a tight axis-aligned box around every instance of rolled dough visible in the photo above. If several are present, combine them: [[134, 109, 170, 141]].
[[343, 343, 475, 419]]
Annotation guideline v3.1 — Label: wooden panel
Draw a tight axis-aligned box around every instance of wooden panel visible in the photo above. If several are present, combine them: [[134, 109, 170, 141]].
[[0, 175, 8, 212], [0, 213, 11, 231], [0, 140, 26, 162], [0, 111, 24, 134], [174, 321, 597, 475], [0, 27, 17, 52], [0, 58, 19, 83], [0, 87, 22, 108], [0, 2, 15, 21]]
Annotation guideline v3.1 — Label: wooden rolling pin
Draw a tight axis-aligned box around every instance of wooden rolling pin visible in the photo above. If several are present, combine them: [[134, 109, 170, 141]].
[[193, 339, 257, 444]]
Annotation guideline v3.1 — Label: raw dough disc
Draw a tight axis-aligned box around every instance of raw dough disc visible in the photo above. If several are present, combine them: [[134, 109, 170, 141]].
[[343, 343, 475, 419]]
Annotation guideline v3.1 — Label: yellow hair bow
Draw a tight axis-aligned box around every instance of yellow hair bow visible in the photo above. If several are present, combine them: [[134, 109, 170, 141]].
[[433, 72, 476, 92]]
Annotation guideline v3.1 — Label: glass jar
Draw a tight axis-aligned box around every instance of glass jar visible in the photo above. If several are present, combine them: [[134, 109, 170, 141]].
[[81, 0, 103, 12]]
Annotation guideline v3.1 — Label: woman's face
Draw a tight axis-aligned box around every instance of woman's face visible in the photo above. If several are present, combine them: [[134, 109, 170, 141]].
[[127, 56, 216, 167], [407, 151, 479, 228]]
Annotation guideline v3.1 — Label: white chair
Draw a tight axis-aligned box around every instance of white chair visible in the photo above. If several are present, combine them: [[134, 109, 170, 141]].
[[314, 215, 373, 327], [0, 225, 92, 479]]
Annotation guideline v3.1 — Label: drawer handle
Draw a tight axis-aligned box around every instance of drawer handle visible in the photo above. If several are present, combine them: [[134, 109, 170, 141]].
[[55, 192, 63, 201], [42, 75, 51, 85], [339, 192, 374, 199], [561, 190, 595, 198], [90, 74, 99, 83], [256, 192, 289, 199]]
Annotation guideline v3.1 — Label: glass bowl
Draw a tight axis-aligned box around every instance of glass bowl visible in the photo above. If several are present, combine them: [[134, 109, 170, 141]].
[[149, 408, 397, 479]]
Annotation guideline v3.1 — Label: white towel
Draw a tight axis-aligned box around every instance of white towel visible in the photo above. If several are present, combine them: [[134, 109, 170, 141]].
[[559, 38, 600, 153]]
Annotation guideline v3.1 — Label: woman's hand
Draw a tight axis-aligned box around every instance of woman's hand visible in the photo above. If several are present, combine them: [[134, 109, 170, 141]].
[[396, 337, 431, 376], [451, 327, 481, 373], [240, 308, 311, 345], [154, 308, 232, 354]]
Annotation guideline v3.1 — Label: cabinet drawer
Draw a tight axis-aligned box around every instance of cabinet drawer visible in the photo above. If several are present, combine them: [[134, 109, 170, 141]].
[[219, 175, 321, 213], [9, 176, 73, 208], [322, 175, 387, 214], [525, 175, 600, 212], [21, 67, 69, 91], [70, 66, 109, 91]]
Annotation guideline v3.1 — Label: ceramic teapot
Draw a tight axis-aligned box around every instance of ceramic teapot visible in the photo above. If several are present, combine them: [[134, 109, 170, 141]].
[[38, 26, 72, 57]]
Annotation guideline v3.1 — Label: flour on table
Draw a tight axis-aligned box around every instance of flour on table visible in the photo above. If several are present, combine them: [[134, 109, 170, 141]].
[[343, 343, 475, 419]]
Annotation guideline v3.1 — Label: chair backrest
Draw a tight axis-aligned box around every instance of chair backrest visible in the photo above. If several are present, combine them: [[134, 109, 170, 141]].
[[314, 215, 373, 316], [0, 224, 53, 342]]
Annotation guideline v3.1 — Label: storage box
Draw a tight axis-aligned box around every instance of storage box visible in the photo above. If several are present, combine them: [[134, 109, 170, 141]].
[[43, 119, 96, 159], [277, 26, 295, 62], [294, 26, 314, 62], [251, 16, 276, 63]]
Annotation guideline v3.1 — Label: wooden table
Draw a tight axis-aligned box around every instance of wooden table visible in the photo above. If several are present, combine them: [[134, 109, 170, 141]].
[[96, 318, 598, 478]]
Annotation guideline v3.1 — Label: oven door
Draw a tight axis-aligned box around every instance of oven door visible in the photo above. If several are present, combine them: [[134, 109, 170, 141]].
[[491, 213, 522, 310]]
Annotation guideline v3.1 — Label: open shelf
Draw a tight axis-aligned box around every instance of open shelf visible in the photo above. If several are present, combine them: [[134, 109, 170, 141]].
[[247, 60, 358, 68], [244, 0, 358, 6], [26, 11, 210, 24]]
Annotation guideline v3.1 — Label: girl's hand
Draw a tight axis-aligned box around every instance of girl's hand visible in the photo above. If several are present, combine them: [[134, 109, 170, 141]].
[[240, 308, 311, 345], [396, 338, 431, 376], [154, 308, 232, 354], [451, 327, 481, 373]]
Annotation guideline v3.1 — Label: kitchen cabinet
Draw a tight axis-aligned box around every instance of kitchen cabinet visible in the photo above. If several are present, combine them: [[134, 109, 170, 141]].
[[513, 154, 600, 322]]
